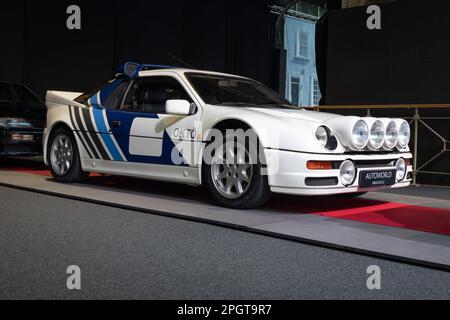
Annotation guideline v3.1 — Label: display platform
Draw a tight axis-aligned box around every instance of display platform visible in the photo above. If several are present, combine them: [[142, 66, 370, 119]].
[[1, 157, 450, 270]]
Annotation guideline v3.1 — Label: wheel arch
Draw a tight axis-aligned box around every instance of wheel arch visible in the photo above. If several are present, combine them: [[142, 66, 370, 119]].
[[43, 121, 75, 166], [199, 118, 266, 185]]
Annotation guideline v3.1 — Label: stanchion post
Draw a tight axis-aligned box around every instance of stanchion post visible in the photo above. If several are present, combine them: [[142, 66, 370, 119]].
[[413, 108, 419, 186]]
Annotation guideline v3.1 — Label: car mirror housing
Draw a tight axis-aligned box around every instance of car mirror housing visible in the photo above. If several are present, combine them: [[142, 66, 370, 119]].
[[165, 99, 191, 116]]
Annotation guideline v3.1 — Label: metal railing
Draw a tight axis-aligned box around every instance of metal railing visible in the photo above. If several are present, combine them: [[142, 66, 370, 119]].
[[305, 104, 450, 186]]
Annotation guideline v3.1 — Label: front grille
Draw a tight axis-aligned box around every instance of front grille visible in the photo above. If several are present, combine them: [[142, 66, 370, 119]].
[[305, 177, 339, 187], [354, 159, 396, 167], [328, 159, 396, 170]]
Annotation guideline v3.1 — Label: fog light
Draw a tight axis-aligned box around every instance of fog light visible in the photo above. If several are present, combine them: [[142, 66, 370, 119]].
[[384, 121, 398, 149], [368, 120, 385, 150], [396, 158, 407, 182], [339, 160, 356, 186], [351, 120, 369, 149], [397, 120, 411, 149]]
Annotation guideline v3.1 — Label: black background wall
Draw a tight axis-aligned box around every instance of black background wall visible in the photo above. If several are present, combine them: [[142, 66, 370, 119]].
[[324, 0, 450, 105], [0, 0, 275, 97], [319, 0, 450, 185], [1, 2, 25, 84]]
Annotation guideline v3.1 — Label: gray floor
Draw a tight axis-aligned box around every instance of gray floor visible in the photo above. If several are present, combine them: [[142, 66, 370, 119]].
[[2, 170, 450, 268], [0, 186, 449, 300], [380, 184, 450, 201]]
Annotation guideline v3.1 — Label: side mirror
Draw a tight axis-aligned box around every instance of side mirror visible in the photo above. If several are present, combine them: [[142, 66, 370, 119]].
[[165, 99, 191, 116]]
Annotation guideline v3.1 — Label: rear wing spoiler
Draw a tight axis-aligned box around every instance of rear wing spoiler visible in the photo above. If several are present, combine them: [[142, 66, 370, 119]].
[[45, 90, 84, 108]]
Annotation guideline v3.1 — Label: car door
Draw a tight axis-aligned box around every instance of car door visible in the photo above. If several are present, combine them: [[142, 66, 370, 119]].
[[104, 74, 202, 168]]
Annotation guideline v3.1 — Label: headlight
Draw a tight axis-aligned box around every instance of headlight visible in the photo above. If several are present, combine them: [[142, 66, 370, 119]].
[[395, 158, 407, 182], [397, 120, 410, 148], [315, 126, 328, 147], [384, 121, 398, 149], [339, 160, 356, 186], [368, 120, 385, 150], [351, 120, 369, 149], [315, 126, 338, 150]]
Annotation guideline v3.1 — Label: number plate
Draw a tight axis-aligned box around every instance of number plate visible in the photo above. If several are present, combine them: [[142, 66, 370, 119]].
[[10, 134, 34, 142], [359, 169, 396, 187]]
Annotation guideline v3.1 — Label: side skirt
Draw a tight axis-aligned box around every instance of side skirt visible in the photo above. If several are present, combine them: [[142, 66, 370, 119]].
[[80, 158, 201, 185]]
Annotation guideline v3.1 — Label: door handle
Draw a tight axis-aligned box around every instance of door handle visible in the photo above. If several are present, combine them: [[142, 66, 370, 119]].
[[111, 120, 121, 128]]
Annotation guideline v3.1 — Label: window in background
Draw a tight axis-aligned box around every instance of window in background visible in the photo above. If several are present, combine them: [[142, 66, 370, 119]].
[[312, 78, 321, 106], [290, 76, 300, 106], [296, 30, 309, 59]]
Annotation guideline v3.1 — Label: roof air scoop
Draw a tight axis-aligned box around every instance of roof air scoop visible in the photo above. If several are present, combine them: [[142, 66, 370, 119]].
[[115, 62, 139, 78]]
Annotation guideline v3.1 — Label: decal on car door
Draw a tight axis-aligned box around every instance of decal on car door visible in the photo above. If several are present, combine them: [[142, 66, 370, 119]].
[[104, 109, 188, 166], [72, 79, 189, 166], [89, 93, 126, 161], [128, 118, 164, 157], [69, 105, 112, 161]]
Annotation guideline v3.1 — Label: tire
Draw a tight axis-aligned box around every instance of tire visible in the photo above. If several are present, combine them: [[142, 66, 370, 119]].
[[336, 192, 367, 198], [203, 131, 272, 209], [47, 126, 89, 183]]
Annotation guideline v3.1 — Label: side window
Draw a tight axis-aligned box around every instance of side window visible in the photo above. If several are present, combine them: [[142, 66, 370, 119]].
[[74, 83, 108, 105], [103, 81, 129, 110], [0, 83, 13, 102], [12, 84, 41, 104], [122, 76, 193, 114]]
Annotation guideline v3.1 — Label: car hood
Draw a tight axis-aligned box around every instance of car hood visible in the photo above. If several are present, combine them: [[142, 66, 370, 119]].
[[246, 107, 341, 123], [205, 104, 410, 154], [205, 104, 348, 153]]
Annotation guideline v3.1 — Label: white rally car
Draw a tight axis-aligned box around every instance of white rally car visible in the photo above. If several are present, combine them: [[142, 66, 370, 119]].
[[43, 63, 412, 209]]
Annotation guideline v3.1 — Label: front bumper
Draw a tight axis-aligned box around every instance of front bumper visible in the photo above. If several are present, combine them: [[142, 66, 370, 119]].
[[0, 129, 43, 156], [265, 149, 412, 196]]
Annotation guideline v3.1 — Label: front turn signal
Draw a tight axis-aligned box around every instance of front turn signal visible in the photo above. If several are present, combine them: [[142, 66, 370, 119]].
[[307, 161, 334, 170]]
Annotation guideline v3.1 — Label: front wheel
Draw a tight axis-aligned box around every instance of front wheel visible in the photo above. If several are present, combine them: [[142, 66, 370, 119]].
[[203, 133, 272, 209], [47, 126, 89, 183]]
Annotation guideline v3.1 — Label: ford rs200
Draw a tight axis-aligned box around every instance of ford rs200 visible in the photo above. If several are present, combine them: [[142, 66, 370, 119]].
[[43, 63, 412, 209]]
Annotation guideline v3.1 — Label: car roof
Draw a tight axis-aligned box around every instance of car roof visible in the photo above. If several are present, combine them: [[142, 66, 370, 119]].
[[138, 68, 250, 80]]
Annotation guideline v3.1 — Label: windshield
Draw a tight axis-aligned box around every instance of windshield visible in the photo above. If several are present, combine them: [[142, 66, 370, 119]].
[[186, 73, 294, 108]]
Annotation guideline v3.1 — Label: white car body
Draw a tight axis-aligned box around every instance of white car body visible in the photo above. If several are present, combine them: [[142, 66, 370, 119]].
[[43, 65, 412, 201]]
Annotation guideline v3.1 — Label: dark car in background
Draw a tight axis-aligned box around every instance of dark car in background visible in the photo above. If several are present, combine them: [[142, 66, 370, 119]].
[[0, 81, 46, 156]]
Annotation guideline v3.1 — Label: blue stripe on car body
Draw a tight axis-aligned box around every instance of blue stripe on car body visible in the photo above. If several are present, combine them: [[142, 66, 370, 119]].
[[92, 107, 124, 161], [89, 94, 125, 161]]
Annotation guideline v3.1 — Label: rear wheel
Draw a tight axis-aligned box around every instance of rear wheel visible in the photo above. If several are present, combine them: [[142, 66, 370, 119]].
[[204, 132, 272, 209], [47, 126, 88, 183]]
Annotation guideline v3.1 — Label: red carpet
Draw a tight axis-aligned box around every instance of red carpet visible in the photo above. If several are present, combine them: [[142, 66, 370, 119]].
[[314, 201, 450, 236], [272, 197, 450, 236], [3, 167, 103, 177], [4, 163, 450, 236]]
